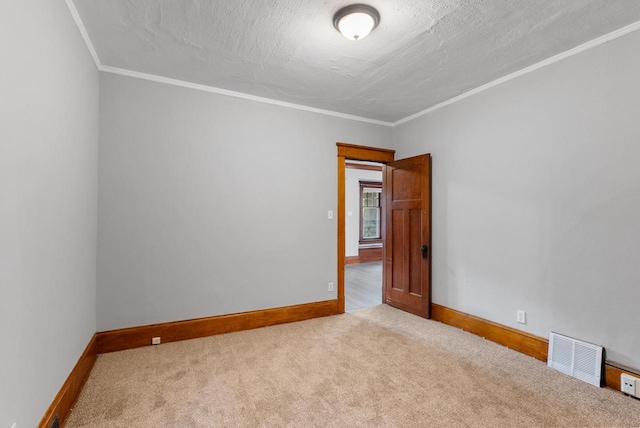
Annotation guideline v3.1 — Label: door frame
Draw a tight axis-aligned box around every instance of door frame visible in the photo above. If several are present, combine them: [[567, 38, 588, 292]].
[[337, 143, 395, 313]]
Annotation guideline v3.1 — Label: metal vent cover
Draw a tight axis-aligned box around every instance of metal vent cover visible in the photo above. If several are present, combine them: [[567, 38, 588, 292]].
[[548, 332, 603, 387]]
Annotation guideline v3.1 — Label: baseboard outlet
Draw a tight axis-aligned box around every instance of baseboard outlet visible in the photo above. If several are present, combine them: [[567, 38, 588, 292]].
[[430, 303, 549, 361], [430, 303, 638, 393], [605, 364, 640, 393], [96, 299, 339, 354], [39, 299, 637, 426], [38, 334, 97, 428]]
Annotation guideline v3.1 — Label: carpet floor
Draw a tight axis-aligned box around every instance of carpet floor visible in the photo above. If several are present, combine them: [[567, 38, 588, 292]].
[[67, 305, 640, 427]]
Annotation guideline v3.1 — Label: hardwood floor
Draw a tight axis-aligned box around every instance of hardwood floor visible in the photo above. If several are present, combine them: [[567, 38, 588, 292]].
[[345, 261, 382, 312]]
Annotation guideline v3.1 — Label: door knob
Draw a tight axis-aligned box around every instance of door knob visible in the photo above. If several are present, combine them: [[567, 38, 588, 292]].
[[420, 244, 428, 259]]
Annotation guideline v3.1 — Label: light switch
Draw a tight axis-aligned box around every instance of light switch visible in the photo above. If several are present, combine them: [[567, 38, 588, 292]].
[[348, 211, 353, 216], [328, 210, 334, 219]]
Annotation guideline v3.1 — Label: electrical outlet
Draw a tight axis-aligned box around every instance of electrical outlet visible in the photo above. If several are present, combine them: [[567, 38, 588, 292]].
[[621, 373, 638, 396], [516, 310, 526, 324], [328, 282, 334, 292], [151, 337, 161, 345]]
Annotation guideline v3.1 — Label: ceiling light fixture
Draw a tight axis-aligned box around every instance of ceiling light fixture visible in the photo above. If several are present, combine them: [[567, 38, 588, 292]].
[[333, 4, 380, 41]]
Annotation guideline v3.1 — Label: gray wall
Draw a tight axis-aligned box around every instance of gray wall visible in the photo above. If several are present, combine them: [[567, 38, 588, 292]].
[[3, 5, 637, 424], [0, 1, 99, 426], [97, 73, 392, 331], [392, 29, 640, 369]]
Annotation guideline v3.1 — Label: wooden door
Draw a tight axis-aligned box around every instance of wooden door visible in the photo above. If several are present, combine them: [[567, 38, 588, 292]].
[[383, 154, 431, 318]]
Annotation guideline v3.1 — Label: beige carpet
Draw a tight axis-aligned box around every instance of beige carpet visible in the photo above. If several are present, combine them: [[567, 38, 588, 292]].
[[67, 305, 640, 427]]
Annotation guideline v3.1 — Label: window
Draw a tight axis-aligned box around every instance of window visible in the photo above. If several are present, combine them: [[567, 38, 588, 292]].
[[359, 181, 382, 244]]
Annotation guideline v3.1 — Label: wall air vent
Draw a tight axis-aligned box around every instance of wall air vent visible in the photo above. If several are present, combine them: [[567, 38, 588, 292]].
[[548, 332, 603, 387]]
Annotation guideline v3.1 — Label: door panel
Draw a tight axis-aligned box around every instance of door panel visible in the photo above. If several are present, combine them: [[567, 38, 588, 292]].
[[409, 209, 422, 295], [391, 169, 421, 200], [383, 154, 431, 318], [390, 209, 405, 292]]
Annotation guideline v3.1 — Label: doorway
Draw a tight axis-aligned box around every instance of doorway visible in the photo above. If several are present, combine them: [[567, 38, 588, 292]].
[[337, 142, 432, 318], [345, 162, 384, 311], [336, 143, 394, 314]]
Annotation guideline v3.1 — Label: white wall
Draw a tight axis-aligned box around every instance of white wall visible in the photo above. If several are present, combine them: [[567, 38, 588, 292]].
[[0, 2, 99, 426], [97, 73, 392, 331], [393, 29, 640, 369], [345, 168, 383, 257]]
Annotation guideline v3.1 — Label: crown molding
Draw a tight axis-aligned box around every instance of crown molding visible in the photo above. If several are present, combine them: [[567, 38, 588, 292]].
[[393, 19, 640, 127], [98, 66, 393, 127], [65, 0, 390, 126], [65, 1, 640, 129], [66, 0, 101, 68]]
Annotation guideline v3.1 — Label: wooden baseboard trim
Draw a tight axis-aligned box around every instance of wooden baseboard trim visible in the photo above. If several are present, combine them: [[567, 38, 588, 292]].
[[431, 303, 549, 361], [96, 299, 339, 354], [38, 334, 97, 428], [605, 365, 625, 391], [430, 303, 640, 391], [39, 301, 338, 425], [345, 256, 360, 265], [346, 249, 383, 265], [358, 247, 382, 263], [35, 300, 640, 426]]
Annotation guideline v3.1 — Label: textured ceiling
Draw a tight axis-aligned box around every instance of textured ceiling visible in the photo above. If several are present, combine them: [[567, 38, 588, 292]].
[[72, 0, 640, 123]]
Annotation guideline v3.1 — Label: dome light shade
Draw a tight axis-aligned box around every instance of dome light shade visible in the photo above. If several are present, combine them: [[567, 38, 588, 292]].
[[333, 4, 380, 41]]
